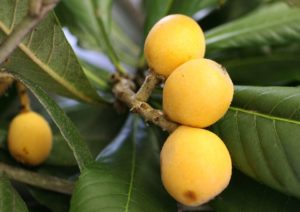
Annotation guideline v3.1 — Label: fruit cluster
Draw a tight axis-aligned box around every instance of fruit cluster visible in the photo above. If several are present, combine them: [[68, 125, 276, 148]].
[[144, 14, 233, 206]]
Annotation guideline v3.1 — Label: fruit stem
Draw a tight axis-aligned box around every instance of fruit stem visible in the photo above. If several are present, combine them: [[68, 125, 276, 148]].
[[113, 75, 178, 132], [134, 70, 164, 102], [0, 162, 74, 194], [16, 81, 31, 113]]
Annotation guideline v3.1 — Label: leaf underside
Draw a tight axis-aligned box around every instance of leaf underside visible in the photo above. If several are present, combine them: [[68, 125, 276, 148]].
[[0, 0, 101, 103]]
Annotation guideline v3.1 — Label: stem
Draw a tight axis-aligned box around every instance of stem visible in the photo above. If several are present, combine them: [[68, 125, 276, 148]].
[[93, 6, 127, 75], [113, 76, 178, 132], [134, 71, 164, 102], [16, 82, 31, 112], [0, 162, 74, 195], [0, 0, 60, 64]]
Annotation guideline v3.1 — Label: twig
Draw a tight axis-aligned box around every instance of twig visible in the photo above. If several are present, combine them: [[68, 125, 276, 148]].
[[113, 76, 178, 132], [0, 162, 74, 195], [134, 70, 164, 102], [0, 0, 60, 64]]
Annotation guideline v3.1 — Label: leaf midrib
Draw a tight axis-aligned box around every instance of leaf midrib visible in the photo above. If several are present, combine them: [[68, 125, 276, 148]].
[[230, 106, 300, 125], [124, 122, 137, 212], [0, 21, 95, 103], [206, 11, 300, 44]]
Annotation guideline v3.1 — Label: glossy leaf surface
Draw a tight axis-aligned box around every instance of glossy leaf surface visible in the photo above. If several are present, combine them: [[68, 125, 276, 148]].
[[70, 116, 176, 212], [212, 86, 300, 198]]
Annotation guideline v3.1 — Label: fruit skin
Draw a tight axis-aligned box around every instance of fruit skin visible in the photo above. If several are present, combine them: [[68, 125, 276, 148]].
[[144, 14, 205, 77], [160, 126, 232, 206], [163, 58, 234, 128], [8, 111, 52, 166]]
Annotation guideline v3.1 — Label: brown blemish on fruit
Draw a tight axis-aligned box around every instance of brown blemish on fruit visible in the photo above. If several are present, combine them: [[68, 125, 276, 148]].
[[22, 147, 29, 155], [184, 190, 197, 202]]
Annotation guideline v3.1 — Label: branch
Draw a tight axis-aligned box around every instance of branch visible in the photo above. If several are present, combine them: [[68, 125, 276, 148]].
[[0, 0, 60, 64], [113, 75, 178, 133], [0, 162, 74, 195], [134, 70, 164, 102]]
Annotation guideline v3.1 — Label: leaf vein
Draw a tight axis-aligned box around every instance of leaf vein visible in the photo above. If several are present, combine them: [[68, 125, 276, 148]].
[[273, 121, 300, 183], [254, 115, 284, 188]]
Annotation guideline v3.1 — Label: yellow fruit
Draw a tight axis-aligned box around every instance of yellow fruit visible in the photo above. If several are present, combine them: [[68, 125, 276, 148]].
[[160, 126, 232, 206], [8, 111, 52, 166], [144, 14, 205, 77], [163, 58, 234, 128]]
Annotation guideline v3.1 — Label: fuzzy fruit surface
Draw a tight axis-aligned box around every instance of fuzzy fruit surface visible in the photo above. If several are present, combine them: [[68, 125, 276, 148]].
[[163, 58, 234, 128], [160, 126, 232, 206], [144, 14, 205, 77], [8, 111, 52, 166]]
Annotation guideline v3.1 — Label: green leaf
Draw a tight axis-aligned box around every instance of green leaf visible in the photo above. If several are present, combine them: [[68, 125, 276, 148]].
[[211, 170, 300, 211], [12, 74, 93, 171], [169, 0, 225, 16], [29, 188, 70, 212], [58, 0, 126, 73], [56, 3, 139, 68], [211, 86, 300, 199], [224, 53, 300, 85], [0, 0, 101, 103], [70, 115, 176, 212], [144, 0, 174, 38], [45, 135, 77, 166], [46, 104, 127, 166], [206, 3, 300, 49], [0, 175, 29, 212]]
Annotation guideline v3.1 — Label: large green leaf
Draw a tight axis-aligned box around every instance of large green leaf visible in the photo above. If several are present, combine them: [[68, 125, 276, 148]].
[[206, 3, 300, 49], [12, 74, 93, 171], [70, 115, 176, 212], [211, 86, 300, 199], [169, 0, 225, 16], [0, 0, 101, 103], [212, 170, 300, 211], [0, 175, 28, 212], [224, 53, 300, 86]]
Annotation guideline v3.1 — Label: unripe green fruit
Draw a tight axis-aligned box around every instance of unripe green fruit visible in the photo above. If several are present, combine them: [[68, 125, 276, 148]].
[[144, 14, 205, 77], [8, 111, 53, 166], [163, 58, 234, 128], [160, 126, 232, 206]]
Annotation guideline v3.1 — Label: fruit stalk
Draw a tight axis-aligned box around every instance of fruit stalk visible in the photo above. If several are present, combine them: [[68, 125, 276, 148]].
[[16, 81, 31, 112], [134, 70, 164, 102], [113, 75, 178, 132]]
